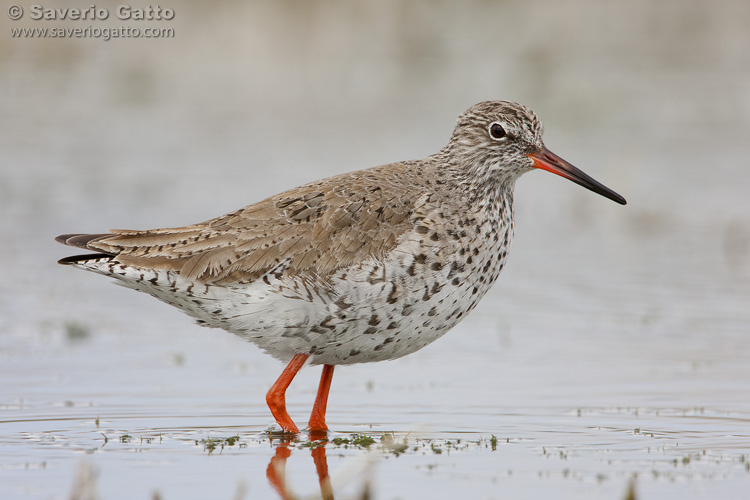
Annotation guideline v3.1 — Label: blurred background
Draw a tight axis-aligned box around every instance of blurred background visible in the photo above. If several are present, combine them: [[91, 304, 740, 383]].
[[1, 1, 749, 499]]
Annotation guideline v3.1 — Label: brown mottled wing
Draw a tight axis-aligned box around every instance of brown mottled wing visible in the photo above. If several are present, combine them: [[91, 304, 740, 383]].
[[76, 163, 424, 284]]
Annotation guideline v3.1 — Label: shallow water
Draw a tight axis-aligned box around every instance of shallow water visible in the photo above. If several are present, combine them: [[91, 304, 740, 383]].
[[2, 0, 750, 498], [3, 309, 750, 499]]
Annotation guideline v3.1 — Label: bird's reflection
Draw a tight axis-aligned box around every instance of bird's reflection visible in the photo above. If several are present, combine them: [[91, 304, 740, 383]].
[[266, 432, 334, 500]]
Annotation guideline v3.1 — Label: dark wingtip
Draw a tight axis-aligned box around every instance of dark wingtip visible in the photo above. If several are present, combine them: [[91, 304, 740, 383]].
[[55, 234, 76, 245], [57, 253, 114, 265], [55, 233, 113, 249]]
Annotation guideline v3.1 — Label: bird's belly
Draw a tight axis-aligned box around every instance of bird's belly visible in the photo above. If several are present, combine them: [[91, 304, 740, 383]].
[[185, 246, 505, 365], [221, 267, 489, 365], [236, 236, 506, 365], [310, 278, 482, 365]]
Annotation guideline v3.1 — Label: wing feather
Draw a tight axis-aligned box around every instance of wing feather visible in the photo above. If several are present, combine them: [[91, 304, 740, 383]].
[[58, 163, 426, 284]]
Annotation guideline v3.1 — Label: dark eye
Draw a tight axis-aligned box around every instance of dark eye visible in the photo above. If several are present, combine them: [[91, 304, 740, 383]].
[[489, 123, 507, 140]]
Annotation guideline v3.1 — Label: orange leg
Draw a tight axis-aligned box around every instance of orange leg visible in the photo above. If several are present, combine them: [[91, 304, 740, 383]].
[[308, 364, 335, 432], [266, 354, 309, 433]]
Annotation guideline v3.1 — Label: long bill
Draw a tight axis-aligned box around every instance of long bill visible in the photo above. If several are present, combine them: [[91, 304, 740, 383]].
[[528, 147, 626, 205]]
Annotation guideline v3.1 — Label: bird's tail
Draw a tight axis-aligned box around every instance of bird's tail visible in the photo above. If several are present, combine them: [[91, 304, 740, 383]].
[[55, 233, 115, 265]]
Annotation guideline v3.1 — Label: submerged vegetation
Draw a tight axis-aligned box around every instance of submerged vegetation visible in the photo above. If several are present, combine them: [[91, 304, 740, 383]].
[[198, 435, 244, 454], [102, 428, 510, 457]]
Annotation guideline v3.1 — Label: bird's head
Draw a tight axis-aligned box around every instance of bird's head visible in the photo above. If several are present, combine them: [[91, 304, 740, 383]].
[[448, 100, 626, 205]]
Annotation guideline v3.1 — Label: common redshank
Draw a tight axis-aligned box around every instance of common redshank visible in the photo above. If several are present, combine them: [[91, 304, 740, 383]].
[[56, 101, 626, 433]]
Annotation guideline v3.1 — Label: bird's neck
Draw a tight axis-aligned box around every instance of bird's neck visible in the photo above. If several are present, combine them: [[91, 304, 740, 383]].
[[427, 149, 517, 223]]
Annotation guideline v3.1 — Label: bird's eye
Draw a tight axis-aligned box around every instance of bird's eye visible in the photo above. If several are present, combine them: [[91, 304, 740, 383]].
[[489, 123, 507, 140]]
